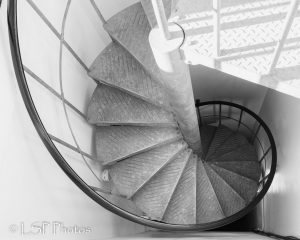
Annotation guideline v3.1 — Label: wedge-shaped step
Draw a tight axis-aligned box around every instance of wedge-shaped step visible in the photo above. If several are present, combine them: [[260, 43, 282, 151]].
[[200, 125, 216, 159], [207, 132, 249, 161], [132, 149, 192, 221], [109, 141, 187, 197], [196, 160, 224, 223], [96, 126, 182, 164], [205, 125, 233, 160], [87, 84, 176, 126], [89, 43, 169, 108], [204, 163, 246, 217], [141, 0, 172, 28], [213, 161, 261, 182], [104, 3, 161, 81], [162, 155, 197, 224], [209, 164, 259, 203], [210, 145, 258, 163]]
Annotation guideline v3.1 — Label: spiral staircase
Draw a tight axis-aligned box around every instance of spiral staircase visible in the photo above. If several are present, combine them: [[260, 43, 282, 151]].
[[7, 0, 277, 231]]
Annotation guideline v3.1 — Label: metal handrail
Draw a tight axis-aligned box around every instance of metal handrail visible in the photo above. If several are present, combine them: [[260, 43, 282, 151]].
[[7, 0, 277, 230]]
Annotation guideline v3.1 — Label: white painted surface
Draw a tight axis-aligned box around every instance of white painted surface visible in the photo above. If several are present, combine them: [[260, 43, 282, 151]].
[[190, 65, 269, 113], [0, 1, 146, 239], [99, 231, 273, 240], [173, 0, 300, 99], [259, 90, 300, 238]]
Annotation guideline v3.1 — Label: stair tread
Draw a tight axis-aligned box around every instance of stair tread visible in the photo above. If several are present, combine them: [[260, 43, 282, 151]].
[[89, 42, 169, 108], [132, 149, 191, 220], [104, 3, 161, 82], [87, 84, 176, 126], [141, 0, 173, 28], [206, 124, 249, 161], [209, 164, 259, 203], [210, 145, 258, 163], [200, 125, 217, 159], [162, 155, 197, 224], [205, 125, 233, 160], [196, 159, 224, 223], [96, 126, 182, 164], [109, 141, 187, 198], [212, 160, 261, 182], [204, 163, 246, 217]]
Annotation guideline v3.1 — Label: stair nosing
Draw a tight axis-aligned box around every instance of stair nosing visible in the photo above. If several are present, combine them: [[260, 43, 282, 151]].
[[196, 159, 225, 221], [103, 7, 161, 83], [210, 161, 261, 182], [206, 127, 235, 160], [161, 150, 193, 222], [88, 77, 170, 110], [94, 122, 177, 127], [206, 163, 247, 204], [102, 136, 183, 165], [209, 162, 259, 185], [202, 126, 217, 159], [207, 143, 254, 162], [128, 142, 187, 199]]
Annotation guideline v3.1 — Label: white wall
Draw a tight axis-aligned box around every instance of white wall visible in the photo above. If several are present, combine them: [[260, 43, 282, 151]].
[[0, 0, 146, 239], [190, 65, 269, 113], [258, 90, 300, 238]]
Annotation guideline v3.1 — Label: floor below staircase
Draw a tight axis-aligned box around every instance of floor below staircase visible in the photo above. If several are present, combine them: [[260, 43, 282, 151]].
[[102, 231, 273, 240]]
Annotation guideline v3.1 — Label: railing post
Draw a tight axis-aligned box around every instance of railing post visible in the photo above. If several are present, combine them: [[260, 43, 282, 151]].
[[149, 0, 202, 154], [268, 0, 299, 74], [151, 0, 171, 40], [213, 0, 221, 57]]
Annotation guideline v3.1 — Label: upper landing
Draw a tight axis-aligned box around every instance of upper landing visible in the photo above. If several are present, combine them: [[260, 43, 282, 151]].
[[170, 0, 300, 98]]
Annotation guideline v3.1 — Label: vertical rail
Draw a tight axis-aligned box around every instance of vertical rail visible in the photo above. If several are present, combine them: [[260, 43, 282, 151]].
[[219, 104, 222, 126], [237, 109, 243, 131], [268, 0, 299, 74], [89, 0, 106, 24], [251, 124, 261, 144], [151, 0, 171, 40], [196, 100, 203, 126], [213, 0, 221, 57]]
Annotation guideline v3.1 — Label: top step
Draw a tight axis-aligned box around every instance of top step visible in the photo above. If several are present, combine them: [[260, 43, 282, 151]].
[[104, 3, 162, 83]]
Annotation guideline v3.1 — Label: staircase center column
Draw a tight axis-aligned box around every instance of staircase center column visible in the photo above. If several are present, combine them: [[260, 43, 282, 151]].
[[149, 0, 202, 154]]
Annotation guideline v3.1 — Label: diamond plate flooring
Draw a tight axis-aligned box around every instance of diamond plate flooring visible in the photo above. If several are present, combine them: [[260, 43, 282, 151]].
[[104, 3, 162, 83], [171, 0, 300, 98], [87, 84, 176, 126], [89, 42, 169, 109], [95, 126, 182, 164]]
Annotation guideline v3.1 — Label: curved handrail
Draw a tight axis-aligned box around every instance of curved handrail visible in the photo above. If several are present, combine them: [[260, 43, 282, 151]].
[[7, 0, 276, 231]]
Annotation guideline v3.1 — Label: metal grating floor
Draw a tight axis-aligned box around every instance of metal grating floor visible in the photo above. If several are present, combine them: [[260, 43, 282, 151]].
[[171, 0, 300, 98]]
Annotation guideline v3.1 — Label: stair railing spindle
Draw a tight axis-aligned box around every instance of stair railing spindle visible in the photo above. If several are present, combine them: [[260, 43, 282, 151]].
[[151, 0, 171, 40]]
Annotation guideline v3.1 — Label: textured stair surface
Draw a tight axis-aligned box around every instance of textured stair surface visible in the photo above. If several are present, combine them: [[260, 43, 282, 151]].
[[212, 161, 261, 182], [196, 159, 224, 223], [200, 125, 217, 159], [141, 0, 172, 28], [87, 84, 176, 126], [109, 141, 187, 197], [89, 42, 169, 108], [205, 163, 246, 217], [162, 155, 197, 224], [205, 125, 233, 160], [210, 145, 258, 163], [207, 131, 249, 160], [95, 126, 182, 164], [209, 164, 258, 203], [132, 149, 192, 220], [104, 3, 162, 82], [86, 0, 265, 225]]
